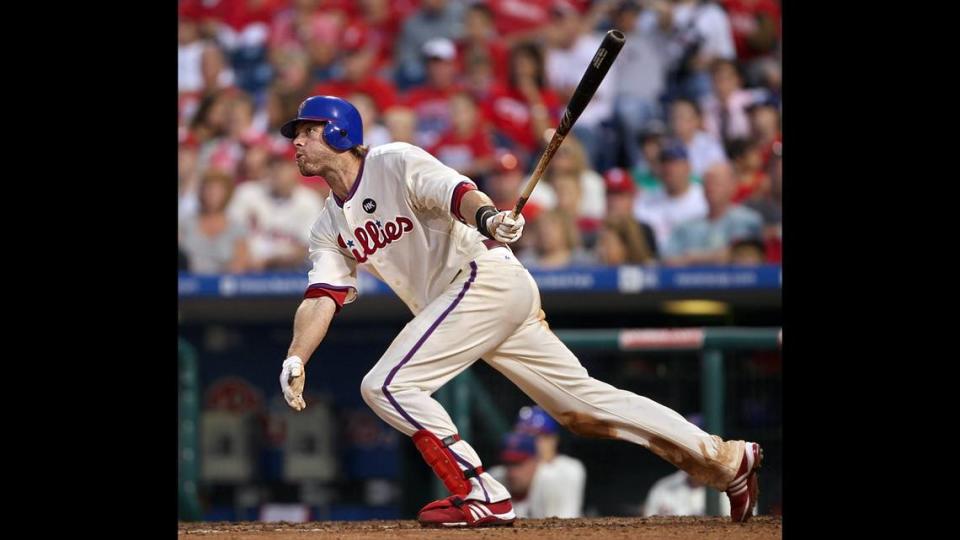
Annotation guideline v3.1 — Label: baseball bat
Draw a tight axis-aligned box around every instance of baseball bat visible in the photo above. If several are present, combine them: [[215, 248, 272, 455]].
[[511, 29, 626, 219]]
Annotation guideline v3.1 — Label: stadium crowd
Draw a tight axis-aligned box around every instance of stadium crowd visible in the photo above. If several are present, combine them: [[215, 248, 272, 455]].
[[178, 0, 781, 274]]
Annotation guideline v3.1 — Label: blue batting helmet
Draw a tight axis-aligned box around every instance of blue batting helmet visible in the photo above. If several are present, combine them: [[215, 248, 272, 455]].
[[500, 431, 537, 464], [280, 95, 363, 152], [515, 406, 560, 435]]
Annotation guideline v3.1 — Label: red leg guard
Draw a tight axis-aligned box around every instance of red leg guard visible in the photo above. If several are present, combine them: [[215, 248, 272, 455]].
[[412, 430, 475, 496]]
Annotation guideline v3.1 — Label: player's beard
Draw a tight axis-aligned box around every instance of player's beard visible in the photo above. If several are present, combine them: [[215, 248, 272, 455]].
[[297, 156, 326, 178], [299, 157, 342, 187], [296, 159, 315, 177]]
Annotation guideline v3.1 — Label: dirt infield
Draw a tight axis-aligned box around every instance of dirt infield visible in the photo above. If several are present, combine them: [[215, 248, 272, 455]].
[[179, 516, 782, 539]]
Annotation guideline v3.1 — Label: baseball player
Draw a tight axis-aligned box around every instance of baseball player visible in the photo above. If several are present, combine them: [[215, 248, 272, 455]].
[[277, 95, 762, 528], [487, 430, 584, 519], [487, 406, 587, 518]]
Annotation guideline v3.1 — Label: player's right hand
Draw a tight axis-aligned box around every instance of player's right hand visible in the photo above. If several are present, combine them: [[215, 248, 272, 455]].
[[280, 356, 307, 411], [485, 210, 525, 244]]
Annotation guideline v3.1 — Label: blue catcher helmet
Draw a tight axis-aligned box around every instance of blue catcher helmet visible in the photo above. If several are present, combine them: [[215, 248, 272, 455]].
[[280, 95, 363, 151], [515, 406, 560, 435]]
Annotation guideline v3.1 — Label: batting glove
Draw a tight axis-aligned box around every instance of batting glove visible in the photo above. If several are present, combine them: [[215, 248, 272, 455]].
[[280, 356, 306, 411], [485, 210, 525, 244]]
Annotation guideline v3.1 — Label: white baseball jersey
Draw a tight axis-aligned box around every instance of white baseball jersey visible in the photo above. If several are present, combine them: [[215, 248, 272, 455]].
[[302, 140, 749, 511], [644, 470, 733, 517], [304, 142, 489, 314], [489, 455, 586, 519]]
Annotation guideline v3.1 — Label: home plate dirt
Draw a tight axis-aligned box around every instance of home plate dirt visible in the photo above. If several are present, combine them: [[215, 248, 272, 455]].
[[179, 516, 782, 539]]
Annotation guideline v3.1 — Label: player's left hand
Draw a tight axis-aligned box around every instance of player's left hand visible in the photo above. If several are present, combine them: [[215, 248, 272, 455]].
[[485, 210, 525, 244], [280, 356, 307, 411]]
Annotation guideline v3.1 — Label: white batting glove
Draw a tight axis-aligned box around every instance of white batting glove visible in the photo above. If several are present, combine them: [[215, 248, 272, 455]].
[[280, 356, 306, 411], [484, 211, 525, 244]]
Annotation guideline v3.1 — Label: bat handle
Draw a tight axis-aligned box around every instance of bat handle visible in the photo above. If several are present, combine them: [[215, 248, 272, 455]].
[[510, 197, 528, 220]]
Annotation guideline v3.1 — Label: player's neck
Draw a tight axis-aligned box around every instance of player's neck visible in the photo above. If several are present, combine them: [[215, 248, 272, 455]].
[[327, 154, 363, 201]]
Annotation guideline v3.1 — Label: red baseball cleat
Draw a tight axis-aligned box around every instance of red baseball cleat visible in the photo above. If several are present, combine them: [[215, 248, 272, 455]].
[[726, 442, 763, 522], [417, 495, 516, 528]]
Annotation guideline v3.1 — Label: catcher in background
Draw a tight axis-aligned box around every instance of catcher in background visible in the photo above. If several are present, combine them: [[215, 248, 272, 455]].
[[277, 95, 762, 528]]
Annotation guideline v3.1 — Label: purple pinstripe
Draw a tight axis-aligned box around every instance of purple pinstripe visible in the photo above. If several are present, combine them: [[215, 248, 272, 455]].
[[379, 261, 490, 501]]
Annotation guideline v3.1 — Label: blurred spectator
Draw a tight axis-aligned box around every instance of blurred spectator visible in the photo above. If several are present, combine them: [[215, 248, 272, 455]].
[[520, 210, 595, 269], [267, 0, 325, 54], [179, 0, 222, 37], [657, 0, 736, 101], [720, 0, 780, 64], [633, 140, 707, 250], [597, 214, 659, 265], [356, 0, 418, 74], [428, 92, 496, 181], [744, 143, 781, 262], [302, 12, 346, 83], [404, 38, 465, 149], [608, 0, 670, 169], [726, 137, 769, 203], [201, 42, 237, 94], [604, 168, 637, 220], [237, 139, 272, 184], [456, 3, 510, 85], [700, 59, 768, 146], [463, 47, 500, 103], [207, 0, 284, 49], [383, 106, 417, 144], [348, 92, 392, 149], [215, 98, 252, 170], [227, 91, 266, 145], [748, 102, 780, 168], [552, 172, 582, 218], [227, 154, 323, 272], [642, 413, 732, 516], [551, 172, 601, 246], [393, 0, 465, 89], [179, 170, 250, 274], [267, 49, 314, 132], [191, 91, 248, 177], [603, 168, 659, 263], [176, 34, 230, 139], [312, 23, 399, 114], [662, 162, 762, 266], [546, 136, 607, 221], [752, 56, 781, 106], [486, 0, 555, 44], [481, 42, 560, 159], [179, 142, 202, 218], [630, 120, 667, 192], [729, 237, 767, 265], [179, 17, 207, 94], [210, 0, 283, 95], [485, 151, 549, 221], [669, 98, 727, 177], [545, 2, 617, 169]]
